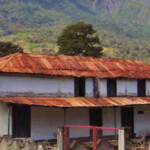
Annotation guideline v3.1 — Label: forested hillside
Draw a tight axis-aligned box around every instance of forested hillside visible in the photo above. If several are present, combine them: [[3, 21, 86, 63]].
[[0, 0, 150, 62]]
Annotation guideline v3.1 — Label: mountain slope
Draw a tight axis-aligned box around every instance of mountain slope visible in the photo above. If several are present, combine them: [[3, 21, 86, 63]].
[[0, 0, 150, 38], [0, 0, 150, 61]]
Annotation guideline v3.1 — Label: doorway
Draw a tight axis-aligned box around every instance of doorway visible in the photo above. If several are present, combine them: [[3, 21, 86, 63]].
[[121, 107, 134, 136], [89, 108, 102, 137], [12, 105, 31, 138]]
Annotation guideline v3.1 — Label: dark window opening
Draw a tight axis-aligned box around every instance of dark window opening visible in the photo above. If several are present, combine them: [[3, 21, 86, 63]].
[[138, 79, 146, 97], [75, 78, 85, 97], [107, 78, 117, 97], [12, 105, 31, 138], [138, 111, 144, 115]]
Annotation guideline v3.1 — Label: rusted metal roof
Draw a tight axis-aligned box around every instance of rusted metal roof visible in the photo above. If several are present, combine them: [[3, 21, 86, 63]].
[[0, 53, 150, 78], [1, 97, 150, 107]]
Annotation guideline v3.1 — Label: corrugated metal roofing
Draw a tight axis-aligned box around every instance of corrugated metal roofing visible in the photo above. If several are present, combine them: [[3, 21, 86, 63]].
[[0, 53, 150, 78], [1, 97, 150, 107]]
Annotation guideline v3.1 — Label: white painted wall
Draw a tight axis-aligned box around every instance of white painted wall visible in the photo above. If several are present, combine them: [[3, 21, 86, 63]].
[[31, 107, 64, 140], [85, 78, 94, 97], [117, 79, 137, 96], [31, 106, 124, 140], [0, 76, 74, 97], [66, 108, 90, 138], [126, 80, 137, 96], [0, 101, 12, 136], [31, 107, 89, 140], [98, 79, 107, 97], [146, 80, 150, 96], [117, 79, 126, 96], [102, 105, 150, 137], [102, 107, 121, 136], [134, 105, 150, 137], [0, 75, 142, 97]]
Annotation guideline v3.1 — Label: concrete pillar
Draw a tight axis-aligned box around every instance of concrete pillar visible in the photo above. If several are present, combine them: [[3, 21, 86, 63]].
[[148, 141, 150, 150], [57, 127, 64, 150], [118, 129, 125, 150]]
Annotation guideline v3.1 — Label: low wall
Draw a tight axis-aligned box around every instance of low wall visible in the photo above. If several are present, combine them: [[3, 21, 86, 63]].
[[0, 136, 57, 150]]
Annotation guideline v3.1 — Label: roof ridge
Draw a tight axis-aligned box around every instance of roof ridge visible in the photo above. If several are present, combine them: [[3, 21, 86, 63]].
[[20, 53, 148, 64], [0, 53, 21, 70]]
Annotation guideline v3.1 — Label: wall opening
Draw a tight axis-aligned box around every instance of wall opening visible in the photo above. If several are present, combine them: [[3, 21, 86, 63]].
[[89, 108, 102, 127], [107, 78, 117, 97], [138, 79, 146, 97], [89, 108, 102, 137], [74, 78, 85, 97], [121, 107, 134, 137], [12, 105, 31, 138]]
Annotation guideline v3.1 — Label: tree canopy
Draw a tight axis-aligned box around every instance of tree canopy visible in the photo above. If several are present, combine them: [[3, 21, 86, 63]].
[[57, 22, 103, 57], [0, 42, 23, 57]]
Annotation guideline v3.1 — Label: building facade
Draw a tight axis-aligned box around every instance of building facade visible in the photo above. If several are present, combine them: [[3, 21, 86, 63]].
[[0, 53, 150, 140]]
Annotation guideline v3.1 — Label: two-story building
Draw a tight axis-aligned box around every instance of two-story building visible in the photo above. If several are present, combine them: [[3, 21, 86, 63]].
[[0, 53, 150, 141]]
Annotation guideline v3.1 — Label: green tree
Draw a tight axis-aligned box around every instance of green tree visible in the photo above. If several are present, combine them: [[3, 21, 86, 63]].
[[0, 42, 23, 57], [57, 22, 103, 57]]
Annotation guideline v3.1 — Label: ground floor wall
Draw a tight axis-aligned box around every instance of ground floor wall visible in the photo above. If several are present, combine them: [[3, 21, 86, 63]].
[[0, 103, 150, 140], [31, 105, 150, 140], [31, 107, 89, 140], [134, 105, 150, 137], [31, 107, 64, 140], [102, 106, 150, 137], [102, 107, 121, 136], [0, 102, 12, 136]]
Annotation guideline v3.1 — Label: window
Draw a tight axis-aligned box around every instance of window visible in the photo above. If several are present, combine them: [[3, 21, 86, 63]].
[[138, 111, 144, 115], [12, 106, 31, 138], [107, 78, 117, 97], [75, 78, 85, 97], [138, 79, 146, 97]]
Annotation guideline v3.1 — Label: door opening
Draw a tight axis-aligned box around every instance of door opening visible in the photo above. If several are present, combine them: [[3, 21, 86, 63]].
[[89, 108, 102, 137], [12, 105, 31, 138], [121, 107, 134, 137]]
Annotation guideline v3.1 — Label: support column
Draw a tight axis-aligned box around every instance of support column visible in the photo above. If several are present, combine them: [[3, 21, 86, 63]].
[[114, 106, 117, 138], [57, 127, 64, 150], [8, 105, 11, 136], [118, 128, 125, 150], [64, 127, 68, 150], [63, 108, 68, 150], [148, 141, 150, 150], [93, 127, 97, 150], [64, 108, 68, 125]]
